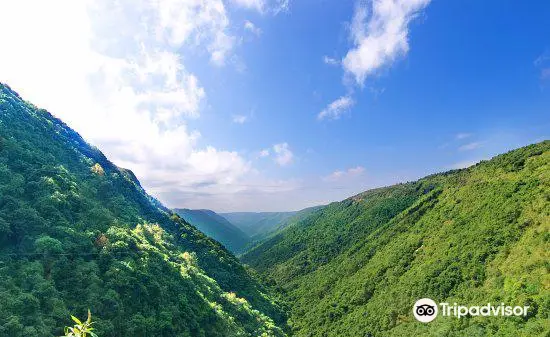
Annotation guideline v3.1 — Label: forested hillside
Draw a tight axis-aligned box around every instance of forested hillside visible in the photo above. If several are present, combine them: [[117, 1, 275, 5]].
[[242, 141, 550, 336], [174, 209, 250, 254], [221, 212, 297, 239], [0, 83, 287, 336], [222, 207, 321, 243]]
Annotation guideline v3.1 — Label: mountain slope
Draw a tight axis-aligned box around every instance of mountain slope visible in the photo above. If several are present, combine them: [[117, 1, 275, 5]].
[[0, 83, 287, 336], [242, 141, 550, 336], [239, 206, 325, 253], [221, 212, 297, 239], [221, 207, 322, 243], [174, 209, 250, 254]]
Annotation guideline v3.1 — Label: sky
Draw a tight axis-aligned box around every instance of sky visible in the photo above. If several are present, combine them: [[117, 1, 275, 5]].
[[0, 0, 548, 212]]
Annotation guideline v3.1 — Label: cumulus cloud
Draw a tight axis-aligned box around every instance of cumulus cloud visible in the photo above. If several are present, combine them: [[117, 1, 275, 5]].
[[318, 96, 354, 120], [343, 0, 431, 85], [259, 143, 293, 166], [259, 149, 271, 157], [273, 143, 294, 166], [273, 0, 290, 13], [244, 20, 262, 36], [317, 0, 430, 122], [231, 0, 265, 12], [231, 0, 289, 14], [0, 0, 259, 209], [323, 166, 365, 182]]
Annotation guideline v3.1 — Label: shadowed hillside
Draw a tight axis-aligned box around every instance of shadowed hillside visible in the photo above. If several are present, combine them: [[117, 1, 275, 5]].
[[174, 208, 250, 254]]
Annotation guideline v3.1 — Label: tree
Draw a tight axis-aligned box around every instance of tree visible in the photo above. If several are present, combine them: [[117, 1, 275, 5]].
[[35, 235, 64, 256], [34, 235, 64, 279]]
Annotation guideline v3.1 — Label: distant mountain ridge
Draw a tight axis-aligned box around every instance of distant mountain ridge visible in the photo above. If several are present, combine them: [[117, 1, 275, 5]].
[[221, 208, 323, 242], [220, 211, 297, 239], [174, 208, 250, 254]]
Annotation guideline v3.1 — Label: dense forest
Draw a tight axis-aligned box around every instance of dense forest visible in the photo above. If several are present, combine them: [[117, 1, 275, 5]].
[[174, 209, 250, 254], [222, 207, 322, 245], [0, 83, 287, 336], [221, 212, 298, 240], [1, 81, 548, 337], [242, 141, 550, 336]]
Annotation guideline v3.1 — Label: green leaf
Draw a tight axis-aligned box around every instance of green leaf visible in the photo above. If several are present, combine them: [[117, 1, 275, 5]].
[[71, 315, 83, 326]]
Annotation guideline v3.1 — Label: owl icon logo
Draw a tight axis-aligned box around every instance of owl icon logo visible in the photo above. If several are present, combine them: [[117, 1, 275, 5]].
[[413, 298, 438, 323]]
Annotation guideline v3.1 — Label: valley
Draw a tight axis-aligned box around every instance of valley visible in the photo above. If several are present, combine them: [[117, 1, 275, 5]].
[[1, 82, 548, 336]]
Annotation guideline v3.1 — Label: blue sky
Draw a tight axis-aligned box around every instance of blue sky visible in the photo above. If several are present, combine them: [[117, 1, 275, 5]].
[[0, 0, 548, 211]]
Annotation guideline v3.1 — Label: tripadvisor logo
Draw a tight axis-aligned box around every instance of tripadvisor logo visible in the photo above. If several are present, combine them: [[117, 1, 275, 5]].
[[413, 298, 530, 323], [413, 298, 438, 323]]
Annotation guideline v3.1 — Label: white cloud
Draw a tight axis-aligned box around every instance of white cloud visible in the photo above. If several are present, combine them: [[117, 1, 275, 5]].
[[231, 0, 289, 14], [458, 142, 483, 151], [231, 0, 265, 12], [0, 0, 255, 209], [232, 115, 248, 124], [273, 143, 294, 166], [535, 52, 550, 81], [259, 149, 271, 157], [318, 96, 354, 120], [244, 20, 262, 36], [323, 166, 365, 182], [456, 133, 472, 140], [534, 51, 550, 67], [323, 56, 340, 66], [342, 0, 431, 85]]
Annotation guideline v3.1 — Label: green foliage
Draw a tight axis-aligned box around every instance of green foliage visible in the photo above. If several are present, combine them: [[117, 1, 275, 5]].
[[221, 211, 300, 239], [0, 83, 287, 336], [62, 310, 97, 337], [35, 236, 64, 255], [242, 141, 550, 336], [174, 209, 250, 254]]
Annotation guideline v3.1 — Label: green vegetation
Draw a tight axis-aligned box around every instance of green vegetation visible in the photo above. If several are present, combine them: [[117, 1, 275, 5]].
[[242, 141, 550, 336], [221, 212, 298, 239], [222, 207, 322, 245], [2, 80, 548, 337], [0, 83, 287, 336], [62, 311, 97, 337], [174, 209, 250, 254]]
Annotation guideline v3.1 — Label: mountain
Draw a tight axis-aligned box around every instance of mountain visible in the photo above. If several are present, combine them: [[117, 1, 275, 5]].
[[242, 141, 550, 336], [0, 83, 287, 336], [174, 209, 250, 254], [221, 207, 322, 243], [221, 212, 297, 238]]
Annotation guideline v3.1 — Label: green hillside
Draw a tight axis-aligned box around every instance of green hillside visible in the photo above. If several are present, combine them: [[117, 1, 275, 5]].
[[242, 141, 550, 336], [174, 209, 250, 254], [221, 212, 297, 239], [222, 207, 322, 243], [0, 83, 287, 336]]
